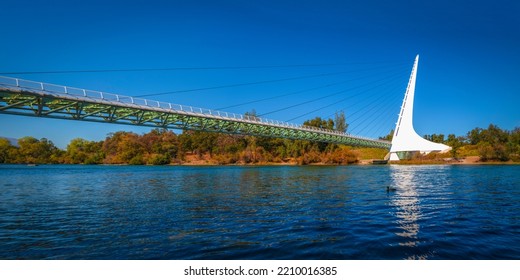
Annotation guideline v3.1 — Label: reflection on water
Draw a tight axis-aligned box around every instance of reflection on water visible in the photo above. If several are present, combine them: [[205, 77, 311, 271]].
[[389, 165, 457, 259], [390, 165, 421, 247]]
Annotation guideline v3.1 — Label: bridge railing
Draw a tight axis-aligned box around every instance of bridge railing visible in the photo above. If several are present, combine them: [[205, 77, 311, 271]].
[[0, 75, 388, 143]]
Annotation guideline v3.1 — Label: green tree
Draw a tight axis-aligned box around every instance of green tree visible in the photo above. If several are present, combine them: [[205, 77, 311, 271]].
[[303, 117, 335, 152], [244, 109, 260, 121], [65, 138, 104, 164], [467, 128, 483, 145], [424, 134, 445, 143], [184, 131, 218, 156], [141, 129, 179, 164], [334, 110, 348, 133], [446, 134, 465, 158], [304, 117, 334, 130], [480, 124, 509, 161], [507, 127, 520, 161], [379, 129, 394, 141], [466, 124, 510, 161]]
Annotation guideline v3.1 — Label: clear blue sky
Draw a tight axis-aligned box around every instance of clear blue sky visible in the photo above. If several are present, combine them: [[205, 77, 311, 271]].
[[1, 0, 519, 148]]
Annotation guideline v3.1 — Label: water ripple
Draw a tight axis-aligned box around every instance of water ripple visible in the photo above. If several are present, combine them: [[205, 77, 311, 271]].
[[0, 164, 519, 259]]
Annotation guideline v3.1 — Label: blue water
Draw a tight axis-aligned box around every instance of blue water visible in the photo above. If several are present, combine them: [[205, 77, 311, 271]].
[[0, 164, 519, 259]]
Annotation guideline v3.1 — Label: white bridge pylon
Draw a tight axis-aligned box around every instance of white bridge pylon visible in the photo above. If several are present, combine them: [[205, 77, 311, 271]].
[[389, 55, 451, 160]]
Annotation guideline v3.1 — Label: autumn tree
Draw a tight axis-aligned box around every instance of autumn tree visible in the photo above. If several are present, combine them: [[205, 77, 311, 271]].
[[0, 138, 16, 163], [102, 132, 145, 164], [14, 137, 62, 164], [141, 129, 179, 165]]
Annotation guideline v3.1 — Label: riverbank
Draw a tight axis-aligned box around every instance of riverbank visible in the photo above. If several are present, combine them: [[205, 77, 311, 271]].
[[3, 124, 519, 165], [7, 155, 519, 166], [135, 155, 520, 166], [178, 153, 520, 166]]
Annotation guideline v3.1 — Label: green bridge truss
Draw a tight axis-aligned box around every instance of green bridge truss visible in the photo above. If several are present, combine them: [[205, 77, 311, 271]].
[[0, 76, 391, 149]]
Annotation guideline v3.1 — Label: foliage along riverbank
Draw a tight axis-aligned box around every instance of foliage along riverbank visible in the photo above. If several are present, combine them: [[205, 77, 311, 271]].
[[1, 123, 519, 165], [0, 128, 387, 166]]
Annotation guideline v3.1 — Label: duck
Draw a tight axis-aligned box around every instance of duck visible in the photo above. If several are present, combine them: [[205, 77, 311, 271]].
[[386, 186, 397, 192]]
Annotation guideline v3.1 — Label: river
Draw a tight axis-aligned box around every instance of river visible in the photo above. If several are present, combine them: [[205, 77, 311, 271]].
[[0, 164, 519, 259]]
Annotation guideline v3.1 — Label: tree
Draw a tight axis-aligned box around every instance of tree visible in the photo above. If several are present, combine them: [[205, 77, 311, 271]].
[[424, 134, 445, 143], [446, 134, 465, 158], [0, 138, 15, 163], [507, 127, 520, 161], [379, 129, 394, 141], [15, 137, 61, 164], [466, 124, 510, 161], [467, 128, 483, 145], [102, 132, 145, 164], [179, 131, 218, 157], [65, 138, 104, 164], [480, 124, 509, 161], [334, 110, 348, 133], [141, 129, 179, 164], [244, 109, 260, 121], [303, 117, 334, 130], [303, 117, 335, 152]]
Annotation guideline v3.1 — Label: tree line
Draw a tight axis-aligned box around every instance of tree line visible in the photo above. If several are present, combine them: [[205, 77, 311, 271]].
[[0, 113, 369, 165], [421, 124, 520, 161], [1, 122, 518, 165], [0, 130, 364, 165]]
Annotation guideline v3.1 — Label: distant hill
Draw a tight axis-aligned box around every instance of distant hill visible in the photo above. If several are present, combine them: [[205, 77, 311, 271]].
[[0, 137, 19, 147]]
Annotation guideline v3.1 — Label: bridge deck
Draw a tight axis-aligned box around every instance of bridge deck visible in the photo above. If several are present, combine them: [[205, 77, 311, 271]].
[[0, 76, 391, 149]]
